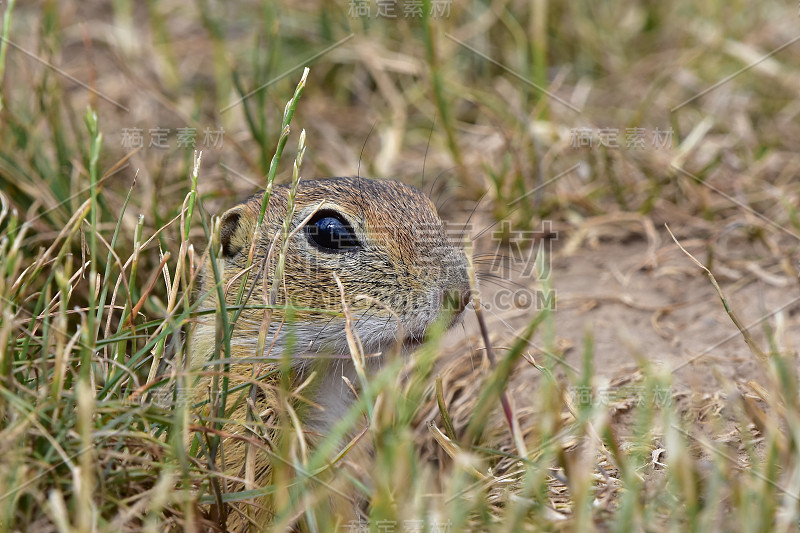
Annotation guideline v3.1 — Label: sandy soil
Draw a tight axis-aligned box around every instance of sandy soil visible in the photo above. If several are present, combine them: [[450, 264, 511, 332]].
[[422, 211, 800, 460]]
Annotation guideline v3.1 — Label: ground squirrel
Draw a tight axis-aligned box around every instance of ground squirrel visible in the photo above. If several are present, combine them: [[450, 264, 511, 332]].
[[189, 176, 470, 529]]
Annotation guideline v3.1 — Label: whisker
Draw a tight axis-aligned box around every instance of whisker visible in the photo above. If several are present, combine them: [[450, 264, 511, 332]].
[[474, 273, 534, 291], [422, 115, 436, 196], [473, 261, 530, 277], [436, 182, 462, 213], [376, 314, 397, 348], [353, 302, 380, 329], [357, 120, 377, 179], [429, 165, 454, 203], [459, 188, 488, 244], [309, 313, 340, 351]]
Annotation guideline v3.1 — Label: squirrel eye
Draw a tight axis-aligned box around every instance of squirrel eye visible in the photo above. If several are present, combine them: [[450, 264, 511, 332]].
[[305, 210, 360, 252]]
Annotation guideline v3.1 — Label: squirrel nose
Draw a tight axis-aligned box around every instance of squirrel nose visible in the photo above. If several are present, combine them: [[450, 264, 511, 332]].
[[442, 285, 471, 316]]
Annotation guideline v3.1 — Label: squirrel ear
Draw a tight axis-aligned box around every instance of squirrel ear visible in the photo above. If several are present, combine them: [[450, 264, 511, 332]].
[[219, 206, 244, 258]]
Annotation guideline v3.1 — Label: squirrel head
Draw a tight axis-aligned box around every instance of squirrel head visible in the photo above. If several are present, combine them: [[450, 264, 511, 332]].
[[193, 176, 470, 364]]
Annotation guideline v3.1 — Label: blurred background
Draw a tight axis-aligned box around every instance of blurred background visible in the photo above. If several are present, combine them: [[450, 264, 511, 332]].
[[6, 1, 798, 236]]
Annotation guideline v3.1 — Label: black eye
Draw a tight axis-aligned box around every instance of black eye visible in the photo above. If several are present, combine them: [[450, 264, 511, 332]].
[[305, 210, 360, 252]]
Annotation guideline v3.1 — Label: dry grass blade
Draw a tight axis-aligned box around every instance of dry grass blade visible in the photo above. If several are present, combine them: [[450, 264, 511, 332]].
[[666, 223, 767, 363]]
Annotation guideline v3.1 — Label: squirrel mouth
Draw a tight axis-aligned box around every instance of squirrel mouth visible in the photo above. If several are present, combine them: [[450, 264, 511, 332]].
[[371, 289, 470, 353], [399, 307, 467, 351], [401, 334, 426, 351]]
